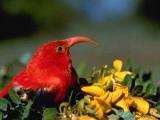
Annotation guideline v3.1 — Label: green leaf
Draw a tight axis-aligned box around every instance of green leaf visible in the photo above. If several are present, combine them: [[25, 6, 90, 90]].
[[78, 99, 85, 110], [117, 111, 135, 120], [76, 62, 87, 76], [85, 106, 96, 114], [0, 112, 3, 120], [22, 100, 33, 119], [78, 96, 90, 113], [131, 85, 143, 96], [0, 98, 10, 111], [135, 79, 142, 86], [143, 81, 157, 96], [123, 75, 133, 89], [9, 89, 21, 105], [99, 65, 107, 78], [42, 108, 58, 120], [156, 105, 160, 111]]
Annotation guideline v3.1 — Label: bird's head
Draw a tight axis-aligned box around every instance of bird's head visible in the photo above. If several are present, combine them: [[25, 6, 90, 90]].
[[28, 36, 96, 68]]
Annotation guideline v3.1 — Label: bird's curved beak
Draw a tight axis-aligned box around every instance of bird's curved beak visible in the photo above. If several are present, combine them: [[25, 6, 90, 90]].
[[66, 36, 97, 48]]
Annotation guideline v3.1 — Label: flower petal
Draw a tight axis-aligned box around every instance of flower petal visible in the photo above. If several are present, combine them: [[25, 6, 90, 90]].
[[113, 59, 123, 72], [99, 91, 110, 100], [105, 92, 112, 104], [131, 97, 149, 114], [89, 99, 96, 107], [81, 86, 105, 96], [95, 99, 104, 118], [78, 116, 96, 120], [96, 98, 112, 113], [125, 97, 134, 106], [115, 99, 130, 112], [114, 71, 131, 81], [111, 88, 124, 104], [99, 74, 113, 86], [113, 83, 129, 97]]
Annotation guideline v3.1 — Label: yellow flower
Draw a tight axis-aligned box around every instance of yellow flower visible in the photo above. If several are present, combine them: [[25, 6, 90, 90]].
[[113, 59, 123, 72], [131, 97, 149, 114], [98, 59, 131, 87], [78, 116, 96, 120], [111, 88, 124, 104], [81, 86, 105, 96], [105, 92, 112, 105], [102, 84, 125, 105], [99, 91, 110, 100], [80, 60, 151, 117], [113, 83, 129, 97], [94, 99, 104, 118], [115, 98, 130, 112], [110, 83, 130, 112], [99, 74, 113, 87], [89, 97, 111, 119], [96, 98, 112, 113], [113, 59, 131, 82], [125, 97, 134, 106], [88, 92, 112, 117], [81, 80, 130, 114], [115, 95, 150, 114], [124, 97, 149, 114]]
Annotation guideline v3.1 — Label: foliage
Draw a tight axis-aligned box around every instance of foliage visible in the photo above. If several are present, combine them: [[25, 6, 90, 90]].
[[1, 0, 77, 32], [0, 54, 160, 120]]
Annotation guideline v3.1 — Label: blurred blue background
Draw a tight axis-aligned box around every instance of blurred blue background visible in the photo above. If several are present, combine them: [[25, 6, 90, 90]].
[[0, 0, 160, 84]]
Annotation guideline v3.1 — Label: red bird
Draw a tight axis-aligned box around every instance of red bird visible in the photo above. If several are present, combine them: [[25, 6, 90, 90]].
[[0, 36, 95, 103]]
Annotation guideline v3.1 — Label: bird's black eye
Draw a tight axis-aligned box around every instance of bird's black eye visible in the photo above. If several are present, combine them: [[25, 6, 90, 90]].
[[55, 46, 64, 52]]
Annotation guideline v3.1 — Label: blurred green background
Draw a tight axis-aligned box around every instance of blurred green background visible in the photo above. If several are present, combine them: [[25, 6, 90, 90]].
[[0, 0, 160, 85]]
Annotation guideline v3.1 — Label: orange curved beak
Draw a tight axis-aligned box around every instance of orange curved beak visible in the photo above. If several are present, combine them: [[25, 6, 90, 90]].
[[65, 36, 97, 48]]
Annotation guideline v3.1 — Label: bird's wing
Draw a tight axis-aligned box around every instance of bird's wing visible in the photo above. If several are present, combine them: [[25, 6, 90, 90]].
[[0, 82, 13, 97], [13, 69, 30, 89], [13, 69, 44, 90], [13, 69, 61, 91], [0, 70, 28, 97]]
